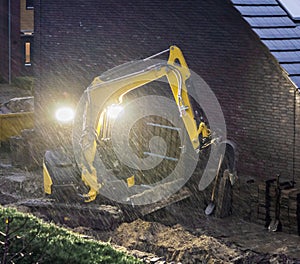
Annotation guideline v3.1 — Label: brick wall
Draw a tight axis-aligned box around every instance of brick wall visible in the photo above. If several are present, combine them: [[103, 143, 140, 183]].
[[295, 93, 300, 178], [33, 0, 299, 182], [10, 0, 22, 78], [0, 0, 9, 81], [0, 0, 28, 82]]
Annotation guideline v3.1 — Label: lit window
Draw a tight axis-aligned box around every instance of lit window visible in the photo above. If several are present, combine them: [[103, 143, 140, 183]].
[[26, 0, 34, 10], [278, 0, 300, 21], [25, 42, 31, 66]]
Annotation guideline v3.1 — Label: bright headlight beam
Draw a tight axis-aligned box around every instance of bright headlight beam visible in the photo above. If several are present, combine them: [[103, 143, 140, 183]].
[[107, 104, 124, 119], [55, 107, 75, 123]]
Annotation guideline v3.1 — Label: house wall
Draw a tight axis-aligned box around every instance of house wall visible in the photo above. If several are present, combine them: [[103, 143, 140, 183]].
[[0, 0, 33, 82], [295, 92, 300, 179], [0, 0, 9, 81], [33, 0, 299, 183], [0, 0, 20, 81]]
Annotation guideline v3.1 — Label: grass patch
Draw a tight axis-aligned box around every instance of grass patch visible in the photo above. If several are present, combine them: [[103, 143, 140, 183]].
[[0, 206, 141, 264]]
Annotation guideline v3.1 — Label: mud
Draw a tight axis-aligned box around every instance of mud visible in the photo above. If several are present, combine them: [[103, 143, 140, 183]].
[[111, 218, 299, 263], [112, 219, 241, 263]]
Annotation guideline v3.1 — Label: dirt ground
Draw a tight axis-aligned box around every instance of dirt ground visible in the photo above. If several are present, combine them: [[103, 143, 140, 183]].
[[1, 85, 300, 263], [1, 155, 300, 263]]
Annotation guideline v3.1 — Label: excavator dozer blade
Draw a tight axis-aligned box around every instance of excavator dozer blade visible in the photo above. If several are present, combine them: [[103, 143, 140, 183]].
[[119, 185, 192, 221], [137, 187, 192, 216]]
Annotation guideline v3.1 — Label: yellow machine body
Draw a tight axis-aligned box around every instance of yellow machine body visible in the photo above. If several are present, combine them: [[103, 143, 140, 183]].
[[43, 46, 201, 202], [43, 162, 53, 195], [0, 112, 34, 142]]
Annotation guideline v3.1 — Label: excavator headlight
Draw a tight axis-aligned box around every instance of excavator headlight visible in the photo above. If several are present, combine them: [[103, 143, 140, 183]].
[[107, 104, 124, 119], [55, 106, 75, 123]]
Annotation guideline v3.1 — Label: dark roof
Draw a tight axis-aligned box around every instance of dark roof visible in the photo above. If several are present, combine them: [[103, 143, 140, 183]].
[[231, 0, 300, 89]]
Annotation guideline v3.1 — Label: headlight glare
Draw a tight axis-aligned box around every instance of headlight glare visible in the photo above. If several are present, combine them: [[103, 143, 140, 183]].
[[55, 107, 75, 123]]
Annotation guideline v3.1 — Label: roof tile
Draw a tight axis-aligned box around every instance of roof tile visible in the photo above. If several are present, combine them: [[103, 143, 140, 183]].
[[263, 39, 300, 50], [281, 63, 300, 74], [232, 0, 278, 5], [272, 51, 300, 62], [253, 27, 300, 39], [291, 76, 300, 87], [245, 17, 295, 28], [235, 6, 287, 16]]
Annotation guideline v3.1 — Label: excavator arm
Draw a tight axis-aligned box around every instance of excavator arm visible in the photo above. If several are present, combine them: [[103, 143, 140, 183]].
[[77, 46, 200, 202]]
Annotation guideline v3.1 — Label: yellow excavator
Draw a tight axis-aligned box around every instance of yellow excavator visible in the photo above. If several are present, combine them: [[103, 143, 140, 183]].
[[38, 46, 236, 226]]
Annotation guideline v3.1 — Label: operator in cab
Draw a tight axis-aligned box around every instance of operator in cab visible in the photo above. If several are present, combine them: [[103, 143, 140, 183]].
[[197, 116, 211, 151]]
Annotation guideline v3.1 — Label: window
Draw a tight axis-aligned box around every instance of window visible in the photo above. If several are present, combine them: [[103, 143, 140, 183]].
[[26, 0, 34, 10], [25, 42, 31, 66], [21, 0, 34, 33], [278, 0, 300, 21]]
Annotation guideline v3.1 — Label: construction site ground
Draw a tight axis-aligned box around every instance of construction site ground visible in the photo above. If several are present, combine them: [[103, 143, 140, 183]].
[[1, 159, 300, 263], [1, 84, 300, 263]]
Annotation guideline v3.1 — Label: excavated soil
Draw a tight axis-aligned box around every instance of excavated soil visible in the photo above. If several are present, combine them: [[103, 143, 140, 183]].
[[112, 219, 243, 263], [111, 219, 297, 263]]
